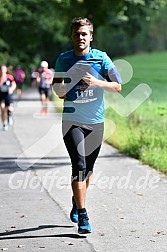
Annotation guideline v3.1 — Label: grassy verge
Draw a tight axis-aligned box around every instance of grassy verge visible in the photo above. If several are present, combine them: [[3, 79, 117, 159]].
[[104, 51, 167, 174]]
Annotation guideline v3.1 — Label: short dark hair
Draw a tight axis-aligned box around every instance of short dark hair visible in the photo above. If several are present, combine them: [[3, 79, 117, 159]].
[[71, 17, 93, 34]]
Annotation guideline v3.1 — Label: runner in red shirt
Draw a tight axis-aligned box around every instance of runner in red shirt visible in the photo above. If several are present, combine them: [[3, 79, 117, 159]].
[[36, 61, 53, 114], [0, 65, 16, 130]]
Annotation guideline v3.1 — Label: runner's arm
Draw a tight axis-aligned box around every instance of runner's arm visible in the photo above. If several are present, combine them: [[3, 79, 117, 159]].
[[82, 72, 121, 93], [52, 77, 66, 99], [36, 71, 41, 83], [9, 80, 16, 94]]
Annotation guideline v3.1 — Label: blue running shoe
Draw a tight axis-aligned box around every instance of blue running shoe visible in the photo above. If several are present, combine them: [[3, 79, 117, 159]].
[[78, 211, 92, 234], [70, 196, 78, 223], [8, 115, 13, 126]]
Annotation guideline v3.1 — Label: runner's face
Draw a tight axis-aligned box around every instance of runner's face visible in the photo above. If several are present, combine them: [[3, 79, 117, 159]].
[[71, 25, 93, 55]]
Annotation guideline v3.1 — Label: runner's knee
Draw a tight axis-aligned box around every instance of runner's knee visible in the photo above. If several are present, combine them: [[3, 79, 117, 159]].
[[72, 162, 86, 182]]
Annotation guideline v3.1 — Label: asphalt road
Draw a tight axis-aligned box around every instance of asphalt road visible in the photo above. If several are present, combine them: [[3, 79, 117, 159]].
[[0, 88, 167, 252]]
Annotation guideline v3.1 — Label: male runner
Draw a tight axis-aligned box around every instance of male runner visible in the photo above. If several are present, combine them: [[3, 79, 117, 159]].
[[53, 17, 122, 234], [37, 61, 53, 114]]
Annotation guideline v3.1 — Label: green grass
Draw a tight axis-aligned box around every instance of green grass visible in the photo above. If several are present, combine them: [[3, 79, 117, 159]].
[[104, 51, 167, 174]]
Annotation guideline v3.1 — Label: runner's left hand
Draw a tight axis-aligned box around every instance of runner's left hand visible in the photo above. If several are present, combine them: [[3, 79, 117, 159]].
[[82, 72, 98, 87]]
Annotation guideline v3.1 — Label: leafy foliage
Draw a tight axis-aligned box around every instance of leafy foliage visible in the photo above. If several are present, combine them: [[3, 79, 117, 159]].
[[0, 0, 166, 70]]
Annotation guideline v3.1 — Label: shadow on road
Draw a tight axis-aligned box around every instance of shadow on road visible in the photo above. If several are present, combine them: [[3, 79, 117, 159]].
[[0, 224, 86, 240], [0, 157, 71, 174], [0, 153, 125, 174]]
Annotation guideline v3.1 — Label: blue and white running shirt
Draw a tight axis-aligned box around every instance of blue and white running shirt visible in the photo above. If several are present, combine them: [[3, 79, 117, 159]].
[[55, 48, 122, 124]]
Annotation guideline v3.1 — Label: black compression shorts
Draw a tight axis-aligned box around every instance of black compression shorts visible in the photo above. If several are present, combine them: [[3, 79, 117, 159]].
[[62, 121, 104, 181], [0, 93, 13, 107], [38, 87, 50, 98]]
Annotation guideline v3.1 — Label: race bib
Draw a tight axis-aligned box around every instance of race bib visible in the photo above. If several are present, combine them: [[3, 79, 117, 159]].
[[73, 81, 97, 103]]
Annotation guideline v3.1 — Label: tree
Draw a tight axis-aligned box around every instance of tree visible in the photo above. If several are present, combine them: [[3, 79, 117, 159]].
[[0, 0, 166, 70]]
